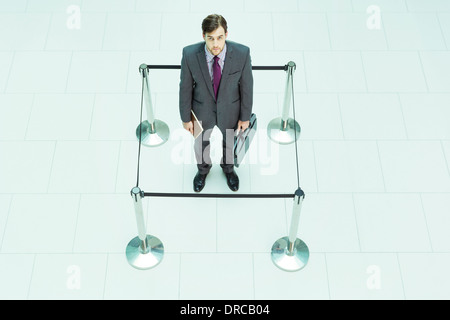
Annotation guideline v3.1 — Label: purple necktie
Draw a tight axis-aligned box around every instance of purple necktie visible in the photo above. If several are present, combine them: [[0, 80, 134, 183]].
[[213, 55, 221, 100]]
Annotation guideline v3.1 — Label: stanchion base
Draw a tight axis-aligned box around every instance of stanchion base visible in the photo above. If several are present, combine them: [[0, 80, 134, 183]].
[[271, 236, 309, 272], [136, 119, 170, 147], [126, 235, 164, 270], [267, 117, 301, 145]]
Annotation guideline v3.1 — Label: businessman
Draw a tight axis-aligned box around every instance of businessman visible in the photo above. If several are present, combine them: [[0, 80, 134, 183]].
[[179, 14, 253, 192]]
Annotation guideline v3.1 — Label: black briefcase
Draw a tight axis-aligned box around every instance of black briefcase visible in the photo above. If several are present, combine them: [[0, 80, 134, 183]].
[[234, 113, 257, 168]]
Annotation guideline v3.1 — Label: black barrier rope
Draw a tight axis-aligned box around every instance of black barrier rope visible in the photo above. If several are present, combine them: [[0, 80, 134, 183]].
[[144, 192, 294, 198], [145, 65, 287, 71]]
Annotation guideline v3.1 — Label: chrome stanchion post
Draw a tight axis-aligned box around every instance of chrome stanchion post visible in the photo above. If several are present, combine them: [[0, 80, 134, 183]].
[[142, 64, 156, 130], [267, 61, 301, 144], [126, 187, 164, 270], [136, 64, 170, 147], [271, 188, 309, 271]]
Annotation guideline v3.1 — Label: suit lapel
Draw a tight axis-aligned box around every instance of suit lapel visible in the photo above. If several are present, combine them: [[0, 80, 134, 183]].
[[219, 41, 233, 99], [196, 47, 215, 101]]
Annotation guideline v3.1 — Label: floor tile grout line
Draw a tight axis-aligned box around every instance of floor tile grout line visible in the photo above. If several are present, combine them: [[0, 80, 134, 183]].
[[418, 193, 434, 253], [3, 51, 16, 93], [323, 253, 332, 299], [113, 141, 122, 193], [45, 140, 58, 193], [215, 199, 218, 253], [0, 195, 14, 253], [248, 158, 252, 193], [158, 13, 163, 52], [87, 94, 97, 140], [324, 12, 333, 50], [125, 50, 132, 93], [102, 253, 109, 300], [395, 93, 410, 140], [436, 12, 449, 50], [284, 197, 288, 236], [351, 193, 362, 252], [336, 94, 347, 139], [380, 10, 390, 50], [375, 140, 387, 193], [417, 51, 430, 93], [64, 51, 74, 93], [181, 160, 185, 191], [23, 93, 36, 141], [178, 253, 182, 299], [358, 51, 370, 92], [270, 12, 275, 51], [310, 141, 320, 192], [440, 140, 450, 180], [301, 51, 309, 92], [71, 194, 82, 252], [26, 253, 37, 300], [42, 11, 53, 51], [395, 252, 407, 299], [100, 11, 109, 50], [252, 252, 256, 300]]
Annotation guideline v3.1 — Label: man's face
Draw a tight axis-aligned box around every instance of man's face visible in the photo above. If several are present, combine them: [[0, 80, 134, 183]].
[[203, 26, 228, 56]]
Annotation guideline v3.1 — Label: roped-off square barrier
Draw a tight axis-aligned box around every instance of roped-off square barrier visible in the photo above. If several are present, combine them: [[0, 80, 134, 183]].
[[126, 61, 309, 272]]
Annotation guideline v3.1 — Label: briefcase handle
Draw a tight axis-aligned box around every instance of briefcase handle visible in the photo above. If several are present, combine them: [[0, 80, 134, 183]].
[[235, 113, 257, 137]]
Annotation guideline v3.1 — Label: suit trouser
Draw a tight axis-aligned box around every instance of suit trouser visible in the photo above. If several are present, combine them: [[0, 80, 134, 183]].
[[194, 126, 235, 175]]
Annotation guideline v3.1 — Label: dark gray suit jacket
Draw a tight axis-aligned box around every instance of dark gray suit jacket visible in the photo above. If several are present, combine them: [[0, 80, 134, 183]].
[[179, 40, 253, 131]]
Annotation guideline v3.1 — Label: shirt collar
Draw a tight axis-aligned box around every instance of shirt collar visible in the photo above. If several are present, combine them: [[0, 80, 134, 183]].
[[205, 43, 227, 62]]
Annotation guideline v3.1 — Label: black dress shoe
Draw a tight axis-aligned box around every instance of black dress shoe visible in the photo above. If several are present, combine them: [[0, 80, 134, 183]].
[[225, 170, 239, 191], [193, 172, 207, 192]]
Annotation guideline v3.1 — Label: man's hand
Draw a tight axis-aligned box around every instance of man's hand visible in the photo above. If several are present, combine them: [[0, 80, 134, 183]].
[[237, 120, 250, 133], [183, 121, 194, 135]]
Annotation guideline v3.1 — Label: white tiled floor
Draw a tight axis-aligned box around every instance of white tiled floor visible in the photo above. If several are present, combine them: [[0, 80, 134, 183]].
[[1, 0, 450, 300]]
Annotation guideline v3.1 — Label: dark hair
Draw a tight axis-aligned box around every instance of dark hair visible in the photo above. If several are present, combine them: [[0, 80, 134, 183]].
[[202, 14, 228, 35]]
